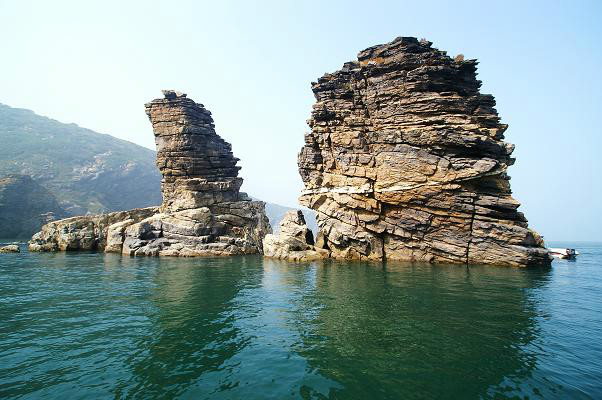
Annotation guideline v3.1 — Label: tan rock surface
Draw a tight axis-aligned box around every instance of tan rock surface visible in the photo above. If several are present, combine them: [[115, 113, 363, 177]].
[[263, 210, 329, 262], [298, 37, 550, 267]]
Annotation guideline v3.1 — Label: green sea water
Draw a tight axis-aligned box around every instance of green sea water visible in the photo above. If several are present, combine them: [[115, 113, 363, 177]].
[[1, 242, 600, 399]]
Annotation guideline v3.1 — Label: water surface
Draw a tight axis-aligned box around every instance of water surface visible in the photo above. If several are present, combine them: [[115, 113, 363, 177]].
[[1, 242, 600, 399]]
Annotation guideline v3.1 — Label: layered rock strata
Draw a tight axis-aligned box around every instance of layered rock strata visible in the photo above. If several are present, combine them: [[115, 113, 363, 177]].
[[29, 91, 270, 256], [29, 207, 158, 251], [147, 90, 243, 212], [298, 37, 550, 267], [263, 210, 329, 261]]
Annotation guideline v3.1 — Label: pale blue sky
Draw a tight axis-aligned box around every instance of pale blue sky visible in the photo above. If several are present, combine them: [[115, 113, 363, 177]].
[[1, 0, 600, 241]]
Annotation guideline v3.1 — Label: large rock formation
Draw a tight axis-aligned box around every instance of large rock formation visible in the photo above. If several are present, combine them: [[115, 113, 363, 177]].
[[297, 37, 550, 267], [30, 91, 271, 256], [148, 90, 243, 212]]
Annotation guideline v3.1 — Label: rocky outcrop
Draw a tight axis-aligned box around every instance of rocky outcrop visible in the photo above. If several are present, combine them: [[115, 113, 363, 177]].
[[0, 174, 67, 238], [0, 244, 20, 253], [298, 37, 550, 267], [263, 210, 329, 261], [29, 91, 271, 256], [29, 207, 158, 251]]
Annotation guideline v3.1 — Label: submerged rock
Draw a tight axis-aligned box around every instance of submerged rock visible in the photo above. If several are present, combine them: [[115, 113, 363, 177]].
[[263, 210, 329, 262], [297, 37, 550, 267], [29, 92, 271, 256]]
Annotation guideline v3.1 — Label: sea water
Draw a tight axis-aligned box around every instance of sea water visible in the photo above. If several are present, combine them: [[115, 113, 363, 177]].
[[1, 242, 600, 399]]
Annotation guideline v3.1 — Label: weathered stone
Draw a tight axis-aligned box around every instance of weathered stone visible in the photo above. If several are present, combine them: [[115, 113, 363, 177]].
[[145, 92, 243, 212], [0, 244, 20, 253], [263, 211, 329, 262], [29, 208, 158, 252], [297, 37, 551, 267], [29, 92, 271, 256]]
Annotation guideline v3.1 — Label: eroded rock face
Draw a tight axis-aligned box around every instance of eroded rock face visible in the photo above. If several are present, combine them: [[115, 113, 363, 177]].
[[29, 207, 158, 252], [146, 90, 242, 212], [263, 210, 329, 262], [298, 37, 550, 267], [29, 91, 271, 256]]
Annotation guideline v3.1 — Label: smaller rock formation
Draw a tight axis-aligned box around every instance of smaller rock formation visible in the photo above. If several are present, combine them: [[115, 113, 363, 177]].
[[29, 91, 271, 257], [29, 207, 158, 251], [263, 211, 329, 261], [0, 244, 20, 253]]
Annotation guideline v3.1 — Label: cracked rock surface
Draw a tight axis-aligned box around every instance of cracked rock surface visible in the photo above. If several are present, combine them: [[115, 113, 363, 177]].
[[298, 37, 550, 267], [30, 91, 271, 256], [263, 210, 329, 262]]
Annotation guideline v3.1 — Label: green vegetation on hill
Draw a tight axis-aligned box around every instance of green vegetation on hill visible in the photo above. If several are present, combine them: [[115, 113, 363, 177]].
[[0, 174, 67, 238], [0, 103, 162, 215]]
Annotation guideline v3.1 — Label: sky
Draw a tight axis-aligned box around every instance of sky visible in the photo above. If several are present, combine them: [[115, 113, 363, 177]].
[[0, 0, 600, 241]]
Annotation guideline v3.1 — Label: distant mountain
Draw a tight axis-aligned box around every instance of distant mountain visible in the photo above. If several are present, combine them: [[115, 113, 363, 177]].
[[0, 174, 67, 238], [261, 200, 318, 234], [0, 103, 162, 216]]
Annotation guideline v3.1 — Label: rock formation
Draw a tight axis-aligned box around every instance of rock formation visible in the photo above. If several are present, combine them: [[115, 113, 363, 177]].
[[30, 91, 271, 256], [29, 207, 158, 251], [148, 90, 243, 212], [262, 210, 329, 261], [0, 244, 20, 253], [297, 37, 550, 267]]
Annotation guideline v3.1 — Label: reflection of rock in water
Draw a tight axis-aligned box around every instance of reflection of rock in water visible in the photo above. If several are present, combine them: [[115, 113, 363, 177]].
[[289, 261, 551, 399], [123, 256, 261, 399]]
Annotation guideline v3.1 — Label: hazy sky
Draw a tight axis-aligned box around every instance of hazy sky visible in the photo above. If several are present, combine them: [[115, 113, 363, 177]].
[[1, 0, 600, 241]]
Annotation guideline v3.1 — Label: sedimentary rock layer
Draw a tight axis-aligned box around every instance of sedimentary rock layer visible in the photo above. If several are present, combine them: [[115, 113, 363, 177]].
[[30, 91, 271, 256], [298, 37, 550, 267], [145, 90, 242, 212]]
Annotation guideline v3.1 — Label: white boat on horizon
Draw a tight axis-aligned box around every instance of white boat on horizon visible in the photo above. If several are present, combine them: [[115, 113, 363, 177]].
[[549, 248, 579, 260]]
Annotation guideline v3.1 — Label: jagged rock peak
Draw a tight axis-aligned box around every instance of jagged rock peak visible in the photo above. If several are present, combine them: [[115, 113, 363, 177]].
[[145, 91, 243, 213], [161, 89, 187, 99], [298, 36, 550, 267]]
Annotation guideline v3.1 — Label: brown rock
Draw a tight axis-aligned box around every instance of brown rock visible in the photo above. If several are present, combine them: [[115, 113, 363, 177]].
[[297, 37, 551, 267]]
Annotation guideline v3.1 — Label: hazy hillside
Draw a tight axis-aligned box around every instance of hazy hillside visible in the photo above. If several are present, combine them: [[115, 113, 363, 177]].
[[0, 175, 67, 238], [0, 103, 161, 215], [261, 200, 318, 234]]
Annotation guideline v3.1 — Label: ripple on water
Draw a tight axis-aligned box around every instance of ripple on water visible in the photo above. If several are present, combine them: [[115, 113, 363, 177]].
[[0, 243, 601, 399]]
